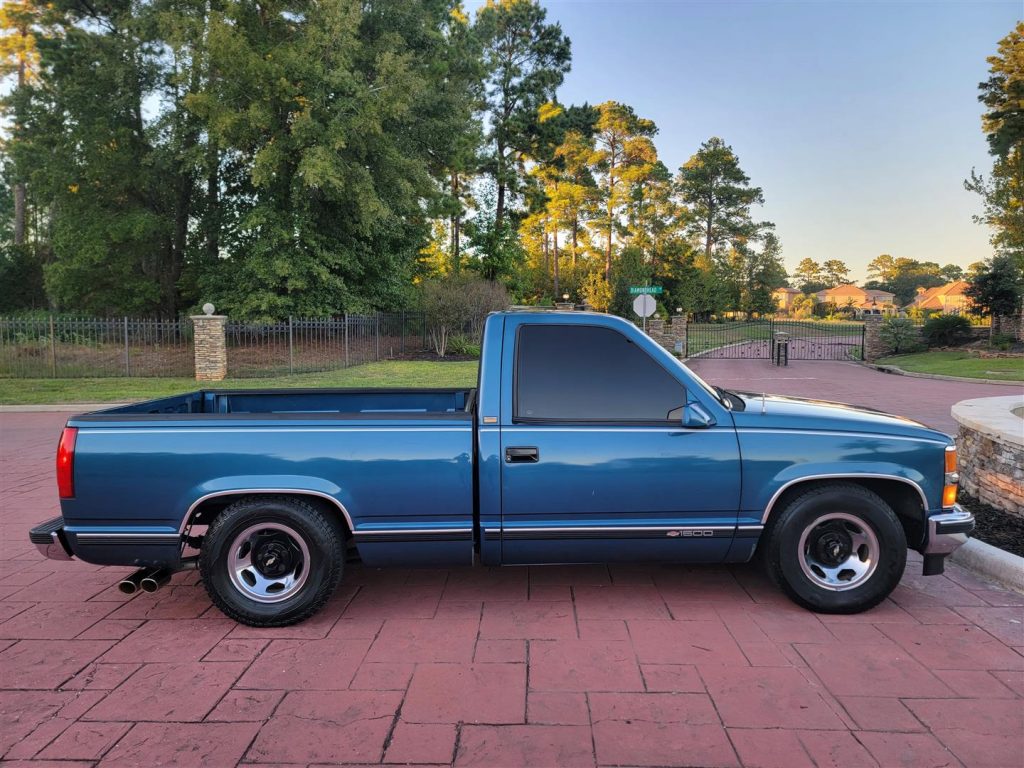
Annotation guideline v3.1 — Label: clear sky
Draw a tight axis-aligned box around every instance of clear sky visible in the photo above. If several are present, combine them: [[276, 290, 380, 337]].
[[472, 0, 1021, 282]]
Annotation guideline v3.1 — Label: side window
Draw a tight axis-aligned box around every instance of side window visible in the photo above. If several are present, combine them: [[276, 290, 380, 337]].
[[515, 324, 686, 422]]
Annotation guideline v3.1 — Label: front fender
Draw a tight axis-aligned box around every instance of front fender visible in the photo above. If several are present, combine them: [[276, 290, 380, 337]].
[[738, 430, 944, 519]]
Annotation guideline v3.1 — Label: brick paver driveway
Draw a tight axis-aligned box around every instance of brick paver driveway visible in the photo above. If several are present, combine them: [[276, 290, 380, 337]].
[[1, 395, 1023, 767]]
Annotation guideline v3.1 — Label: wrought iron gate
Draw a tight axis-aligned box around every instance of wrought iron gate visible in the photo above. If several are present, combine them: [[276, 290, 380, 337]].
[[685, 320, 865, 361]]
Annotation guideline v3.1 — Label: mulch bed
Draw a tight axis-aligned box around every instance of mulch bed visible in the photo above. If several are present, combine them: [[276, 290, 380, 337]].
[[958, 491, 1024, 558]]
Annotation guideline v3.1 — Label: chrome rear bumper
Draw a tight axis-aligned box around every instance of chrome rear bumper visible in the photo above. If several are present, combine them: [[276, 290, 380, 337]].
[[29, 517, 74, 561]]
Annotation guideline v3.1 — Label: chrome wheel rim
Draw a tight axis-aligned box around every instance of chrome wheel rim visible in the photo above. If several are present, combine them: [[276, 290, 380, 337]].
[[798, 512, 879, 591], [227, 522, 310, 603]]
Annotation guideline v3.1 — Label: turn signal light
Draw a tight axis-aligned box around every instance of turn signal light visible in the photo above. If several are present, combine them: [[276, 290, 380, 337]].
[[942, 484, 958, 508], [56, 427, 77, 499], [942, 445, 958, 509]]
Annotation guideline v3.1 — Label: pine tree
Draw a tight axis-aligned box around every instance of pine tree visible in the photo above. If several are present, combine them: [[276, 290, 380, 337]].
[[476, 0, 570, 230], [677, 137, 766, 272]]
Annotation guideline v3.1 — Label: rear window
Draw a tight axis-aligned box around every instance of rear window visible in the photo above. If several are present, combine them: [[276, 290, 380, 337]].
[[515, 324, 686, 422]]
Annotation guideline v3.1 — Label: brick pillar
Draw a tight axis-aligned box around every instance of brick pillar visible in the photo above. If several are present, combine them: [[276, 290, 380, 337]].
[[862, 315, 885, 362], [669, 315, 687, 356], [191, 313, 228, 381]]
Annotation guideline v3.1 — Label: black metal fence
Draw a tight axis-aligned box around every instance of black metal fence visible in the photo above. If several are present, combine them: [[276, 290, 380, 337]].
[[0, 316, 194, 378], [686, 320, 865, 361], [0, 312, 432, 379], [225, 313, 429, 378]]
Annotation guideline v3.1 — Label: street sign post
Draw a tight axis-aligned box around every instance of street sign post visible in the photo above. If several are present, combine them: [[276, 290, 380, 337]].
[[629, 286, 663, 295], [632, 294, 656, 331]]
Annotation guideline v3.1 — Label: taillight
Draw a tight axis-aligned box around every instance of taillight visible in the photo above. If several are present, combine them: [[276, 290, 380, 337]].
[[56, 427, 77, 499], [942, 445, 958, 508]]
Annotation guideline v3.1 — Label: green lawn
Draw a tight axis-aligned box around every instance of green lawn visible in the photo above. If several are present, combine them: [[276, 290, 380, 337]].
[[0, 360, 480, 405], [879, 350, 1023, 382]]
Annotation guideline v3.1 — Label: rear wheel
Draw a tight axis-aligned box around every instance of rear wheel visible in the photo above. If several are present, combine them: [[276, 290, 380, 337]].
[[199, 496, 344, 626], [763, 483, 906, 613]]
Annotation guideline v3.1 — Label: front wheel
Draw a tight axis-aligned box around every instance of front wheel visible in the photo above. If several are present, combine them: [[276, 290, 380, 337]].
[[762, 483, 906, 613], [199, 495, 344, 626]]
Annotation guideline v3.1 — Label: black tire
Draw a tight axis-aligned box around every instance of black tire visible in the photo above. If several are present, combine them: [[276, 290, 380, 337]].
[[199, 495, 344, 627], [762, 483, 906, 614]]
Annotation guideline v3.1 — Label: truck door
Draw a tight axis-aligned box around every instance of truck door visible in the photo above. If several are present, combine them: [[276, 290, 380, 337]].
[[497, 318, 741, 564]]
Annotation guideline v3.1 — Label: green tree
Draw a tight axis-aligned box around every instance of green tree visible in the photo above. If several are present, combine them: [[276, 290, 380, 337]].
[[940, 264, 965, 282], [965, 254, 1024, 321], [475, 0, 571, 230], [677, 137, 768, 272], [978, 21, 1024, 159], [967, 22, 1024, 263], [793, 258, 824, 292], [865, 255, 945, 305], [821, 258, 851, 287], [591, 100, 657, 279], [10, 0, 178, 314], [189, 0, 478, 318], [429, 4, 486, 274]]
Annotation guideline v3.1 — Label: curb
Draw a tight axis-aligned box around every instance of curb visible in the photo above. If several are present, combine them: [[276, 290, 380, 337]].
[[950, 538, 1024, 593], [865, 363, 1023, 387], [0, 403, 128, 413]]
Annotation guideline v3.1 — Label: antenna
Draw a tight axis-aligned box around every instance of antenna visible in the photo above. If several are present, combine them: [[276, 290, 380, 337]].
[[761, 392, 766, 415]]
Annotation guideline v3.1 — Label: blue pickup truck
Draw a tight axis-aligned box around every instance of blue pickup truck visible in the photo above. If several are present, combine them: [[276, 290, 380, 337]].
[[31, 310, 974, 626]]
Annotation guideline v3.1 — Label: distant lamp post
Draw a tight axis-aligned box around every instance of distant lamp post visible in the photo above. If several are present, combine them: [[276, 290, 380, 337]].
[[562, 293, 569, 301]]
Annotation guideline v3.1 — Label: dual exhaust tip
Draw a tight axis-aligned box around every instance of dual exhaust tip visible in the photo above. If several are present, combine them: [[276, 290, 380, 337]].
[[117, 567, 172, 595]]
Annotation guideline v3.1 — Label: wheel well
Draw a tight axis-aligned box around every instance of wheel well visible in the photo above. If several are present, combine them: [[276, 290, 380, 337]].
[[183, 492, 353, 539], [765, 478, 926, 548]]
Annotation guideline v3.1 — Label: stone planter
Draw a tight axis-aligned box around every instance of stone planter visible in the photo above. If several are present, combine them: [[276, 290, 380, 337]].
[[951, 395, 1024, 520]]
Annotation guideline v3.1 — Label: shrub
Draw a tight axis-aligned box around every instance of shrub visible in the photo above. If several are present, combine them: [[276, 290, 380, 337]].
[[990, 333, 1016, 351], [447, 334, 481, 357], [419, 276, 508, 357], [879, 317, 921, 355], [921, 314, 972, 348]]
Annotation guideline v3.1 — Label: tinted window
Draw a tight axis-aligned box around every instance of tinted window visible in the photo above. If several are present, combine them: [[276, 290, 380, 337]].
[[515, 324, 686, 422]]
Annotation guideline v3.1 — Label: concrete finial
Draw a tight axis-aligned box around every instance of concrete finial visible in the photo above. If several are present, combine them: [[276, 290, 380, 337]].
[[202, 302, 216, 316]]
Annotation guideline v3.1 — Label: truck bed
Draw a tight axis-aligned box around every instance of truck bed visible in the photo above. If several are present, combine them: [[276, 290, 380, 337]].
[[86, 387, 476, 418], [60, 387, 478, 569]]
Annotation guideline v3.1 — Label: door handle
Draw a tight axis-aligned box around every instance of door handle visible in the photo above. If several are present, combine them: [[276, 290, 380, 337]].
[[505, 446, 539, 463]]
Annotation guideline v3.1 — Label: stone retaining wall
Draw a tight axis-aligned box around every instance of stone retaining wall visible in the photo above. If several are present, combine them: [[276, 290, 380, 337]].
[[951, 395, 1024, 520]]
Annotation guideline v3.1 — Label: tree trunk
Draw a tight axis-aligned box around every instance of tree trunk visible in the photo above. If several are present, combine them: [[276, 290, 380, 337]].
[[572, 218, 578, 266], [206, 145, 219, 264], [553, 227, 560, 298], [542, 226, 549, 274], [496, 142, 506, 231], [605, 140, 617, 280], [450, 171, 461, 273], [13, 57, 26, 246]]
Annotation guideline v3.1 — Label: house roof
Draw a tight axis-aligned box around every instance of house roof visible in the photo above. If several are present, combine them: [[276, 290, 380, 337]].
[[814, 284, 895, 308], [904, 281, 971, 310], [773, 287, 801, 294]]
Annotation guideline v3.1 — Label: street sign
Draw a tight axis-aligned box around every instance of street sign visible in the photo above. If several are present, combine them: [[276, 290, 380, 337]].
[[629, 285, 663, 295], [633, 294, 656, 318]]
